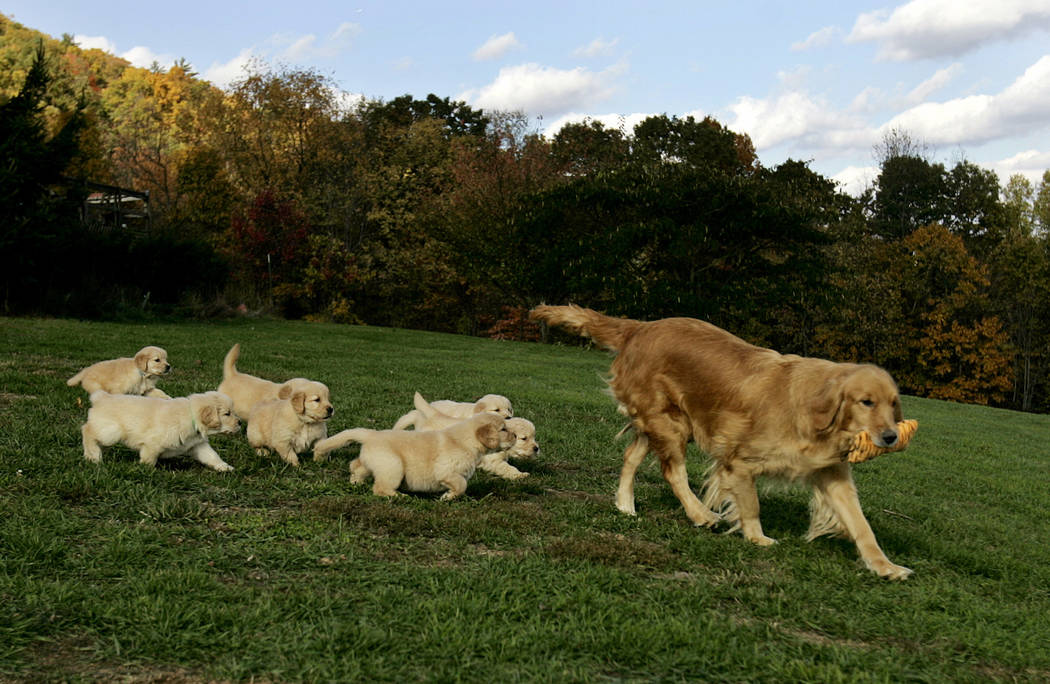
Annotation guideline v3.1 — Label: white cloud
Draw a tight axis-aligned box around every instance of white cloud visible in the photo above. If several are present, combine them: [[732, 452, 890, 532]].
[[542, 111, 654, 138], [832, 165, 879, 196], [276, 23, 361, 60], [847, 0, 1050, 61], [460, 62, 622, 117], [74, 34, 175, 69], [791, 26, 837, 52], [904, 63, 963, 104], [726, 90, 873, 153], [472, 32, 522, 61], [204, 49, 258, 89], [573, 37, 619, 58], [881, 55, 1050, 146], [986, 149, 1050, 186], [74, 34, 118, 54]]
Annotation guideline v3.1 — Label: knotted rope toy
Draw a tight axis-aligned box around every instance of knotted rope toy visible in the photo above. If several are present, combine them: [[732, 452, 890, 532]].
[[845, 419, 919, 463]]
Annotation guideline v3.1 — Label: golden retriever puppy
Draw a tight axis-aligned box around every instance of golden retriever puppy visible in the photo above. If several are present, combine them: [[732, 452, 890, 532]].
[[246, 385, 334, 467], [67, 346, 171, 398], [480, 417, 539, 480], [392, 393, 512, 430], [313, 413, 515, 499], [531, 304, 913, 580], [217, 343, 331, 421], [402, 393, 539, 480], [81, 390, 239, 471]]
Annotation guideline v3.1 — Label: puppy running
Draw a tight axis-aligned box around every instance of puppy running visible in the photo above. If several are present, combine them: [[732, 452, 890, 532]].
[[81, 391, 239, 471], [247, 385, 334, 467], [408, 392, 539, 480], [392, 392, 512, 430], [481, 417, 540, 480], [313, 413, 514, 499], [218, 343, 331, 421], [67, 346, 171, 397]]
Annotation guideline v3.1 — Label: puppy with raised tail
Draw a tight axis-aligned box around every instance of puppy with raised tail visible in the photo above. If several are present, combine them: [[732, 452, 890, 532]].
[[247, 385, 334, 467], [81, 391, 240, 471], [67, 346, 171, 398], [218, 343, 332, 421], [314, 412, 514, 499], [392, 392, 512, 430], [408, 392, 538, 480]]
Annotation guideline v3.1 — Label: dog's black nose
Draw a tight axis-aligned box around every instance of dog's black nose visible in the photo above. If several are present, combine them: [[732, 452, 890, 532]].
[[880, 430, 898, 446], [326, 406, 334, 417]]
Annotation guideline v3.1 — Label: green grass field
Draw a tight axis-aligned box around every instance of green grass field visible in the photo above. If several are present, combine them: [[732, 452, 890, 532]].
[[1, 316, 1048, 682]]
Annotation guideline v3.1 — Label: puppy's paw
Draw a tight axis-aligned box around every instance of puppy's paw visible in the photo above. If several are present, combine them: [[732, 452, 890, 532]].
[[213, 462, 235, 473]]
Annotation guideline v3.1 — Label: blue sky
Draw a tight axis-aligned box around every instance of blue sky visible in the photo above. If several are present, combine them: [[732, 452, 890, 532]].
[[6, 0, 1050, 195]]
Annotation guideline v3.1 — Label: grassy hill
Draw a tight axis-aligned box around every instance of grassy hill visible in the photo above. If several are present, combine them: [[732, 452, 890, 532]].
[[1, 316, 1048, 682]]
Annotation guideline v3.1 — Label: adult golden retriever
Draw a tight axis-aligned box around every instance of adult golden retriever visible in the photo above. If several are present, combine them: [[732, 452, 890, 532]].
[[530, 304, 912, 580]]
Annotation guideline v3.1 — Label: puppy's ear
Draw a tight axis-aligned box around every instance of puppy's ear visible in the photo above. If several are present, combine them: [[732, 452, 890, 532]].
[[475, 423, 501, 449], [277, 383, 294, 400], [198, 404, 220, 430], [134, 348, 150, 373], [291, 391, 306, 415]]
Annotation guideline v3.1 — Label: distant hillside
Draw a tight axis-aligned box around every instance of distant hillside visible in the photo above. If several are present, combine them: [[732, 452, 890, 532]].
[[0, 13, 132, 108]]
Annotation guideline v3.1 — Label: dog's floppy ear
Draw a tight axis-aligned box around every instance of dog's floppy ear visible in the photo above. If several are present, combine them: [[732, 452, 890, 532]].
[[805, 372, 847, 436], [134, 348, 151, 373], [475, 422, 502, 449], [290, 391, 306, 415], [277, 383, 294, 400], [198, 403, 220, 430]]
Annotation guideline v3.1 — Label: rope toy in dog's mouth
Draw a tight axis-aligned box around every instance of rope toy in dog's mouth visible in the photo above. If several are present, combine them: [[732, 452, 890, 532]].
[[845, 419, 918, 463]]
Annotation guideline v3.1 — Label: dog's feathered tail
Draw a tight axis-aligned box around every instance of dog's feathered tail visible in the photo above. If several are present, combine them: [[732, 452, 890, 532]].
[[529, 304, 642, 353], [67, 368, 86, 387], [313, 427, 375, 459], [222, 343, 241, 381]]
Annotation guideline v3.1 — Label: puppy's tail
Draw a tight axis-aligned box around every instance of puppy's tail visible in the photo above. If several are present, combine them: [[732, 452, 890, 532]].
[[313, 428, 374, 458], [529, 304, 643, 353], [413, 391, 441, 419], [391, 410, 418, 431], [66, 369, 85, 387], [222, 343, 241, 381]]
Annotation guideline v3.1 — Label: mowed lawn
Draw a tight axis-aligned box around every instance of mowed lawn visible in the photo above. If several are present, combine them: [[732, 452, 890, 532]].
[[1, 316, 1048, 682]]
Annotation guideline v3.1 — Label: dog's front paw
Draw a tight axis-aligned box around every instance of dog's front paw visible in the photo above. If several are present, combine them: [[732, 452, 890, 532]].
[[747, 534, 778, 547], [213, 462, 235, 473], [869, 559, 913, 580]]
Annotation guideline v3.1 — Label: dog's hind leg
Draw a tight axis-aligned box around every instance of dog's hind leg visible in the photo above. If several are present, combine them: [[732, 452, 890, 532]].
[[439, 473, 468, 500], [717, 464, 776, 546], [649, 416, 720, 527], [615, 433, 649, 515]]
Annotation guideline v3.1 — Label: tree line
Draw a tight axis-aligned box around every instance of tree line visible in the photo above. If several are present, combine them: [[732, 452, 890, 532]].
[[2, 17, 1049, 413]]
